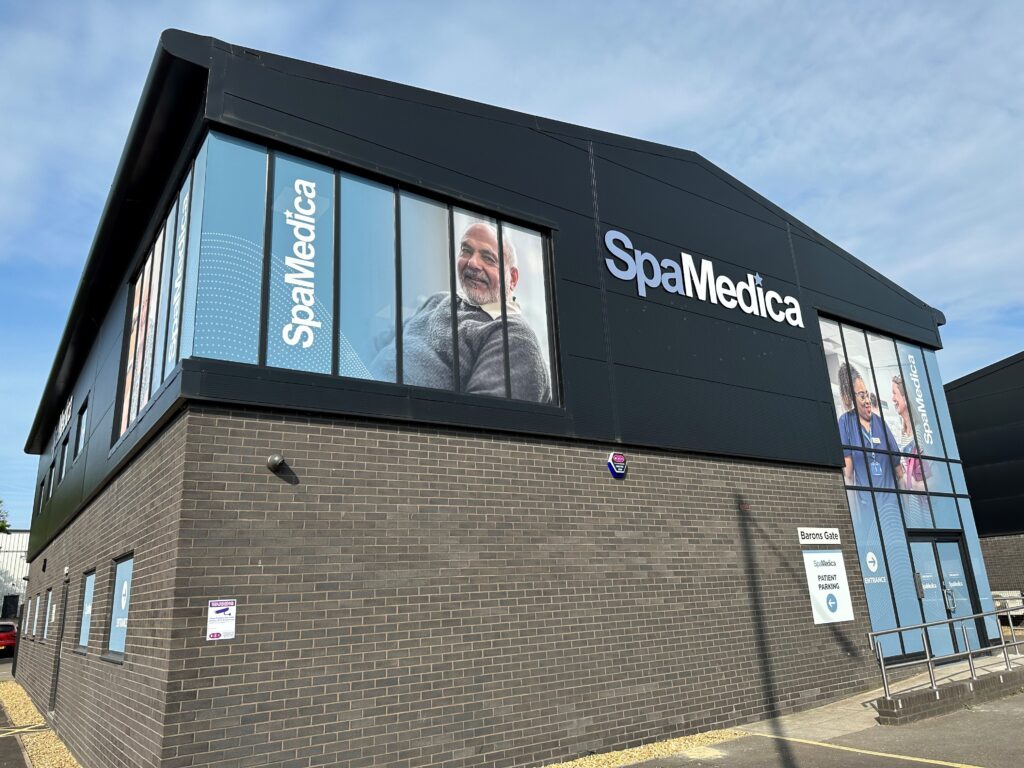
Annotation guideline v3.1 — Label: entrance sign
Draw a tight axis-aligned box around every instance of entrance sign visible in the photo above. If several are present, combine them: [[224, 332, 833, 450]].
[[797, 527, 841, 545], [802, 550, 854, 624], [206, 599, 237, 641]]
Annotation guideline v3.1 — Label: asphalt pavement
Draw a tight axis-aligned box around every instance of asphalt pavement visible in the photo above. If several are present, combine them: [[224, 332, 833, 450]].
[[628, 689, 1024, 768]]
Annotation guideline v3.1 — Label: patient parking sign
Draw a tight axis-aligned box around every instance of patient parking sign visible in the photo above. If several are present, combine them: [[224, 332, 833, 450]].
[[802, 551, 854, 624]]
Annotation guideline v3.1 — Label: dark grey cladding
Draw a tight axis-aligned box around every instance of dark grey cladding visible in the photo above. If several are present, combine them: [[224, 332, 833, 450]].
[[26, 30, 944, 559]]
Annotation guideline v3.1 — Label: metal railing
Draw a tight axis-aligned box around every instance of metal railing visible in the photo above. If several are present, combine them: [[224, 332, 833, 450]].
[[868, 596, 1024, 700]]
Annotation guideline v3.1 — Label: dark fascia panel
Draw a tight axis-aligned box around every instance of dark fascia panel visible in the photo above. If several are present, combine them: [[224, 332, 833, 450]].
[[945, 350, 1024, 396], [26, 28, 943, 454]]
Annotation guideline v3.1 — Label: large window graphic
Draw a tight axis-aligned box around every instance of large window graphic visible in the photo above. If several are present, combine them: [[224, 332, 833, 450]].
[[118, 131, 558, 437], [819, 317, 997, 656]]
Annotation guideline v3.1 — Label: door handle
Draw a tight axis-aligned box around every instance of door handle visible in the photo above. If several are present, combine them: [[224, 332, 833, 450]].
[[914, 573, 925, 600], [943, 588, 956, 612]]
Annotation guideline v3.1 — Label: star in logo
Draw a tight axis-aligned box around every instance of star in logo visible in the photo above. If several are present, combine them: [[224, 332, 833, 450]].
[[754, 273, 764, 287]]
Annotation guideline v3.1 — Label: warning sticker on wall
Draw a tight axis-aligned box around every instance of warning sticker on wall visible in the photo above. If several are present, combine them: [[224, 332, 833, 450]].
[[802, 551, 854, 624], [206, 599, 237, 641]]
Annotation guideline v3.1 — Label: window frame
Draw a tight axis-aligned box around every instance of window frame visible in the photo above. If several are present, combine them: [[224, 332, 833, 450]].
[[76, 571, 96, 653], [103, 553, 134, 663], [43, 589, 53, 640], [74, 398, 89, 460], [113, 130, 563, 446]]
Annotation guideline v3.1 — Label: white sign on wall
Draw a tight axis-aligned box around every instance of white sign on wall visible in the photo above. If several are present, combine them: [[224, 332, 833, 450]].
[[797, 527, 841, 545], [802, 550, 854, 624], [206, 599, 237, 641]]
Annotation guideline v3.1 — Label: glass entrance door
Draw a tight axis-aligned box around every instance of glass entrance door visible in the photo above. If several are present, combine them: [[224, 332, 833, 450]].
[[909, 537, 984, 658]]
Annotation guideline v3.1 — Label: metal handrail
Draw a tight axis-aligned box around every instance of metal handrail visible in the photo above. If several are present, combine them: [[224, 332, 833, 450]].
[[868, 596, 1024, 699]]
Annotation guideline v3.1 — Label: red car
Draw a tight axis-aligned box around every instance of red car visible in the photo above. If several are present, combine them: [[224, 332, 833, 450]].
[[0, 621, 17, 655]]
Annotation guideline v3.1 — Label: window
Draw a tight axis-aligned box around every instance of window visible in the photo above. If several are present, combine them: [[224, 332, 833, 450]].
[[106, 556, 133, 656], [23, 599, 32, 637], [267, 153, 334, 373], [35, 481, 44, 517], [118, 169, 194, 439], [117, 131, 559, 437], [58, 438, 69, 482], [78, 572, 95, 650], [32, 595, 40, 637], [338, 173, 396, 381], [46, 462, 55, 500], [43, 590, 52, 640], [74, 399, 89, 460], [819, 316, 996, 655]]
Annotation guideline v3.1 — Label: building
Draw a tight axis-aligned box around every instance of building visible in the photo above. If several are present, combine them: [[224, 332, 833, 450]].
[[17, 30, 996, 768], [0, 530, 29, 619], [946, 351, 1024, 592]]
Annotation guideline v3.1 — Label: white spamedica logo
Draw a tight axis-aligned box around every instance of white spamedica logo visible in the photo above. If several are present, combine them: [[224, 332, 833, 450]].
[[603, 230, 804, 328], [282, 178, 320, 348], [903, 352, 935, 447]]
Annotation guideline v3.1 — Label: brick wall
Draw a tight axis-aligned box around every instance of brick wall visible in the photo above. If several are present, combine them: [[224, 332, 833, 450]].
[[980, 535, 1024, 592], [163, 405, 879, 768], [17, 411, 187, 768], [17, 404, 884, 768]]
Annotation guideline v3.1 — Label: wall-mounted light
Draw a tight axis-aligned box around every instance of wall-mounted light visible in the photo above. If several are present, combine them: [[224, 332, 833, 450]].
[[267, 453, 286, 472]]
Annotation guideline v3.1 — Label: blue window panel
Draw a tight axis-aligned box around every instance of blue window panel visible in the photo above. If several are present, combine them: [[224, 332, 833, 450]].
[[951, 463, 970, 495], [107, 558, 134, 654], [178, 144, 207, 362], [923, 459, 954, 495], [901, 492, 934, 529], [338, 173, 395, 381], [931, 495, 961, 530], [847, 490, 902, 657], [267, 155, 334, 373], [78, 573, 95, 648], [922, 349, 961, 460], [957, 498, 1000, 641], [150, 206, 175, 397], [190, 134, 267, 363], [400, 192, 454, 389], [874, 492, 924, 653], [895, 342, 943, 457]]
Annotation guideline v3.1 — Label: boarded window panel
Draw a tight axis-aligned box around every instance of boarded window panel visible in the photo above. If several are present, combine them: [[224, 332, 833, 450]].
[[266, 154, 335, 374]]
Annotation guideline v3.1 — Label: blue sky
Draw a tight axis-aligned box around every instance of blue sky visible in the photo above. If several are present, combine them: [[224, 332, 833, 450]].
[[1, 2, 1021, 528]]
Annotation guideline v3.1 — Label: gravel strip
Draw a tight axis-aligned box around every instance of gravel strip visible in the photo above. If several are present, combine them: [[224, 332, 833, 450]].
[[542, 729, 745, 768], [21, 732, 81, 768], [0, 682, 44, 727], [0, 681, 81, 768]]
